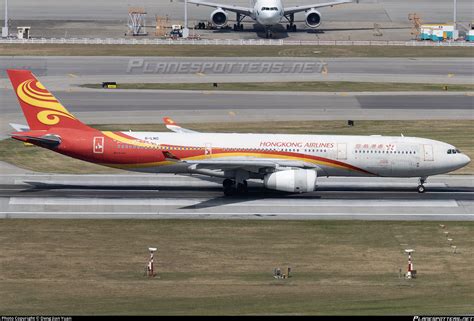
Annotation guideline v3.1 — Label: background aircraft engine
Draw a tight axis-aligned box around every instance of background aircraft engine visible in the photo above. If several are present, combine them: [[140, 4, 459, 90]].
[[210, 9, 228, 27], [305, 9, 322, 28], [264, 169, 317, 193]]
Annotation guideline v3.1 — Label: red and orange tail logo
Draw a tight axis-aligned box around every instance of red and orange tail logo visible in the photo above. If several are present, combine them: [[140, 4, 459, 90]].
[[7, 69, 90, 131]]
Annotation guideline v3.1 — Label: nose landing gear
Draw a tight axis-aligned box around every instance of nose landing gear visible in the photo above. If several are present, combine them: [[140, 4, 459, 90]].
[[417, 177, 427, 193], [265, 28, 273, 38]]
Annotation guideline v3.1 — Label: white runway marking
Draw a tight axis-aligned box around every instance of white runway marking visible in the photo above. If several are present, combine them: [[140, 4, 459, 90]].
[[1, 212, 473, 221], [9, 197, 459, 207]]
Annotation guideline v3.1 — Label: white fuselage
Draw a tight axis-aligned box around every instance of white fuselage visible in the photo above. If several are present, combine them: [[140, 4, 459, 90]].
[[251, 0, 284, 26], [120, 132, 470, 177]]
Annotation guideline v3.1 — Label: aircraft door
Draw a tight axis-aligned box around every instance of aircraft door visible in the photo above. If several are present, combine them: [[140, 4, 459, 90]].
[[423, 144, 434, 161], [204, 143, 212, 158], [337, 143, 347, 160], [93, 136, 104, 154]]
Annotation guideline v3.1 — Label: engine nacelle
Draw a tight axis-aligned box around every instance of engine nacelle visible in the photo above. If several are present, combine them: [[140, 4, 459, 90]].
[[264, 169, 317, 193], [210, 9, 228, 27], [305, 9, 322, 28]]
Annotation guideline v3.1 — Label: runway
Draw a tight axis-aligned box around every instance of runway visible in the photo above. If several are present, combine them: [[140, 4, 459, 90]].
[[2, 89, 472, 139], [2, 56, 472, 138], [2, 57, 473, 87], [1, 174, 473, 220]]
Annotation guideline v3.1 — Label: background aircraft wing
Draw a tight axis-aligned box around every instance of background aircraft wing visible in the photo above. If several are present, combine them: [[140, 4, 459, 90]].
[[284, 0, 352, 15], [163, 117, 199, 134], [188, 0, 253, 15]]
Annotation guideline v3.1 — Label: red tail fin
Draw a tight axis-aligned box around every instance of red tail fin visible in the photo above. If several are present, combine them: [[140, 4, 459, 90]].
[[7, 69, 91, 131]]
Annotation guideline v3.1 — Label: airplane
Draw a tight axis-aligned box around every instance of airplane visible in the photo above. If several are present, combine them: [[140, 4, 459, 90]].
[[6, 69, 471, 196], [188, 0, 353, 38]]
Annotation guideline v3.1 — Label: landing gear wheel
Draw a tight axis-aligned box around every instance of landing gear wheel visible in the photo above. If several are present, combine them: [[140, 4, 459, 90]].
[[223, 179, 234, 189], [292, 25, 297, 32], [286, 24, 290, 31], [417, 185, 426, 193], [223, 179, 236, 196], [224, 186, 235, 196], [236, 181, 248, 194]]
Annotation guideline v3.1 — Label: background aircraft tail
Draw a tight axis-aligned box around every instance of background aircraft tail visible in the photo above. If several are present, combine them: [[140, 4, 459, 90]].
[[7, 69, 91, 131]]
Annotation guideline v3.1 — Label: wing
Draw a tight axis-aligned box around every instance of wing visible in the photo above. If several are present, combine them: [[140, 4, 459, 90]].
[[188, 0, 253, 16], [161, 151, 318, 173], [186, 159, 317, 172], [284, 0, 352, 15], [163, 117, 199, 134]]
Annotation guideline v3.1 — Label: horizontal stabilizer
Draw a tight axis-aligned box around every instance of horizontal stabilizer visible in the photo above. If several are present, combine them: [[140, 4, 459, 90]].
[[10, 131, 62, 147]]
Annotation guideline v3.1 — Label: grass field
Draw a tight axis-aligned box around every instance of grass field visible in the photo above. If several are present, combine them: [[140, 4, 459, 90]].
[[0, 44, 473, 57], [82, 82, 474, 92], [1, 120, 472, 174], [0, 220, 472, 315]]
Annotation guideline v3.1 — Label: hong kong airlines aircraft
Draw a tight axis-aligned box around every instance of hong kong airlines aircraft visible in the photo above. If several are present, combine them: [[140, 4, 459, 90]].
[[6, 70, 470, 195], [189, 0, 353, 38]]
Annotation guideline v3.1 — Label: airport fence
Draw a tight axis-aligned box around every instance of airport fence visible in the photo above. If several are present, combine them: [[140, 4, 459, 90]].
[[0, 37, 473, 47]]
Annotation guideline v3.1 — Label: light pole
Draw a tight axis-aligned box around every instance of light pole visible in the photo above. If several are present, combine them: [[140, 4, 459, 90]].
[[453, 0, 457, 30], [183, 0, 189, 38], [2, 0, 8, 38]]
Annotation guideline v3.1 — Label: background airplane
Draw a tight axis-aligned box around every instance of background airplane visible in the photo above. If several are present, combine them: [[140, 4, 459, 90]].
[[6, 69, 470, 196], [189, 0, 353, 37]]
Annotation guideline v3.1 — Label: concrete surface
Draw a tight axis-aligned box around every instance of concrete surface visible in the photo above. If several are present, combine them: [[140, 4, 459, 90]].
[[0, 173, 472, 220], [1, 1, 473, 40]]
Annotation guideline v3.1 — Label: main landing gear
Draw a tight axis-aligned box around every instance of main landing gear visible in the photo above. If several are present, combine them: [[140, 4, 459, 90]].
[[286, 24, 297, 32], [233, 13, 245, 31], [233, 23, 244, 31], [285, 13, 297, 32], [223, 178, 248, 196], [417, 177, 427, 193]]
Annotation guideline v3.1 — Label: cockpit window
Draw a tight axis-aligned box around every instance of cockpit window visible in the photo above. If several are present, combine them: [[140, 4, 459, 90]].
[[262, 7, 278, 11], [447, 149, 462, 154]]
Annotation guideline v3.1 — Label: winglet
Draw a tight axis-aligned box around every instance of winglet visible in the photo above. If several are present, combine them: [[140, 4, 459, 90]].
[[163, 117, 177, 126], [163, 117, 198, 134]]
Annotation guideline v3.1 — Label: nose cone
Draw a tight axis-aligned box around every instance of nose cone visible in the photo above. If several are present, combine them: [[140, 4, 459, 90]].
[[259, 12, 280, 25], [460, 154, 471, 167]]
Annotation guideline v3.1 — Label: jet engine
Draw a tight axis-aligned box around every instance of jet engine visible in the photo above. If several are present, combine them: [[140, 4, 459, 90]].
[[210, 9, 228, 27], [264, 169, 317, 193], [305, 9, 322, 28]]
